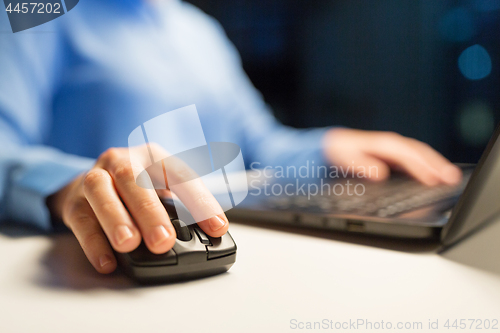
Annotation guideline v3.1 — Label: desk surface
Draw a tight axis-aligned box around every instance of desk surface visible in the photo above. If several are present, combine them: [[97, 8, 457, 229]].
[[1, 219, 500, 333]]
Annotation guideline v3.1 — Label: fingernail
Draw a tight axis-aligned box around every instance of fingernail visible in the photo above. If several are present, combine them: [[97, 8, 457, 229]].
[[208, 215, 226, 231], [151, 225, 170, 246], [99, 254, 113, 268], [115, 225, 134, 245]]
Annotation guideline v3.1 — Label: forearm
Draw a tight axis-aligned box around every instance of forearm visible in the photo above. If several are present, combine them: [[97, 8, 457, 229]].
[[243, 125, 331, 170]]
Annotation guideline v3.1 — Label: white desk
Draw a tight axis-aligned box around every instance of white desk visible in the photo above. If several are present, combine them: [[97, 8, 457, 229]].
[[1, 218, 500, 333]]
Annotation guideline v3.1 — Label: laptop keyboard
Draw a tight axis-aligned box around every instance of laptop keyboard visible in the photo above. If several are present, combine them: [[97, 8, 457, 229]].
[[266, 170, 472, 218]]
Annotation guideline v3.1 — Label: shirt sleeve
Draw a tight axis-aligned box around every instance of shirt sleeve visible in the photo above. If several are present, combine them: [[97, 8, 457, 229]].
[[226, 75, 331, 170], [192, 8, 332, 170], [0, 18, 94, 231]]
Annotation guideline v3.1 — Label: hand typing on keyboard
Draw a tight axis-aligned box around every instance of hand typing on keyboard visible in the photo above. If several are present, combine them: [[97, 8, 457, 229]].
[[323, 128, 463, 186]]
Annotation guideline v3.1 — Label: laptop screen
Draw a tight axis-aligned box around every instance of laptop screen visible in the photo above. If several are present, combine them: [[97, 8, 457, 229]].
[[442, 123, 500, 246]]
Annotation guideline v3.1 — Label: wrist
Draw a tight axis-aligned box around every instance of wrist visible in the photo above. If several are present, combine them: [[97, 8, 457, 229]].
[[46, 173, 82, 220]]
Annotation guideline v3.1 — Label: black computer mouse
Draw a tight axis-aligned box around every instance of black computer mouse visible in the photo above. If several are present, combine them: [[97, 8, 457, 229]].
[[115, 198, 237, 283]]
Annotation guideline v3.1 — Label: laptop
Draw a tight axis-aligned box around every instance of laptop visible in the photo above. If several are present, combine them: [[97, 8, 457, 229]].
[[227, 123, 500, 247]]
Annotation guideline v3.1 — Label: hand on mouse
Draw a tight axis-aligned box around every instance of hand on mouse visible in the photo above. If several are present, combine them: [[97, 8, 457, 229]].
[[46, 144, 228, 274], [323, 128, 463, 186]]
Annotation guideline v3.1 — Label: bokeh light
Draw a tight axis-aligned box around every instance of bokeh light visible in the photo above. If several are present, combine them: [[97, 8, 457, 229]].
[[458, 101, 495, 146], [458, 44, 492, 80]]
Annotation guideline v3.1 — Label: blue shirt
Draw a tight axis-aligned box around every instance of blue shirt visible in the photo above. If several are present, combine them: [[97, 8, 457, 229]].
[[0, 0, 328, 230]]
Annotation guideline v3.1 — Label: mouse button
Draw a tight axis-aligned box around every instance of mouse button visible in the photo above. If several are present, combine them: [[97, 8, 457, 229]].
[[194, 226, 211, 245], [126, 242, 177, 266], [172, 238, 208, 264], [171, 219, 192, 241], [207, 232, 236, 260]]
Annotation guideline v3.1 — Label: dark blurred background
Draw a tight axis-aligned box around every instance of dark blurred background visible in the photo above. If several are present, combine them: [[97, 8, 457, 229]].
[[186, 0, 499, 163]]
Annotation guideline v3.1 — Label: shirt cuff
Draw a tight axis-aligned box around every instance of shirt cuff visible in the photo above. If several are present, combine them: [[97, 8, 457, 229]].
[[7, 156, 94, 231]]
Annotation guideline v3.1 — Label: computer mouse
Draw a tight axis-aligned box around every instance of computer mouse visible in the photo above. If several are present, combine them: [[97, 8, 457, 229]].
[[115, 198, 237, 283]]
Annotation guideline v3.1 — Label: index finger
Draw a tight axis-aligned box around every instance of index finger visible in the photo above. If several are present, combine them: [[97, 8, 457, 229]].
[[131, 144, 229, 237], [162, 157, 228, 237]]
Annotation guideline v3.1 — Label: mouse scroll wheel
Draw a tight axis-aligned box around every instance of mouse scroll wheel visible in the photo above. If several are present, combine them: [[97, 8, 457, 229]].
[[194, 226, 211, 245], [171, 219, 192, 241]]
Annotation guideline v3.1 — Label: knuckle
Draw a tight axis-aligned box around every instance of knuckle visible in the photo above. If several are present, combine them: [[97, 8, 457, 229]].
[[113, 162, 134, 182], [83, 170, 109, 191], [100, 200, 124, 215], [384, 131, 401, 140], [64, 197, 89, 219], [404, 137, 429, 153], [69, 211, 96, 232], [147, 142, 170, 159], [376, 131, 403, 147], [166, 161, 197, 185], [191, 192, 216, 209], [173, 168, 193, 183], [99, 147, 123, 164], [415, 139, 431, 150], [81, 231, 104, 251], [147, 142, 163, 153], [135, 198, 162, 214]]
